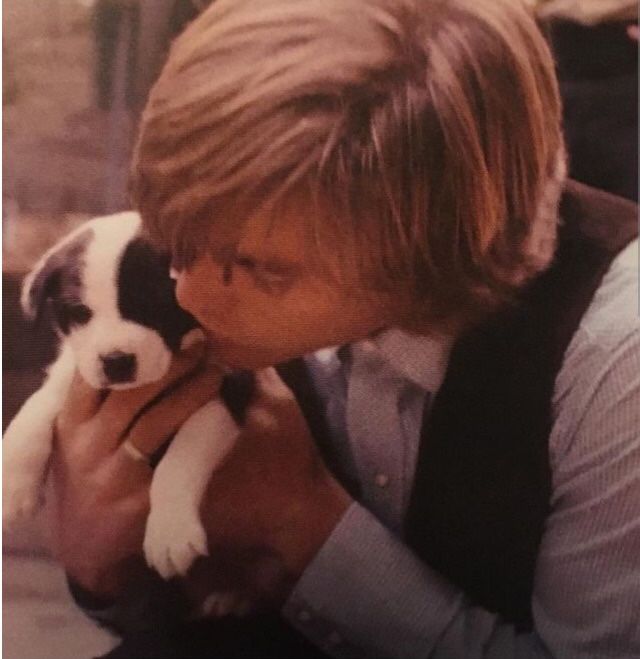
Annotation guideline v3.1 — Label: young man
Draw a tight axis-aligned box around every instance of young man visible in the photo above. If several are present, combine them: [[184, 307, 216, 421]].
[[51, 0, 639, 656]]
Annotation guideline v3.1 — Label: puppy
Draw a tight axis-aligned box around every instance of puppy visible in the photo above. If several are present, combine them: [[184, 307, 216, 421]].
[[3, 212, 246, 613]]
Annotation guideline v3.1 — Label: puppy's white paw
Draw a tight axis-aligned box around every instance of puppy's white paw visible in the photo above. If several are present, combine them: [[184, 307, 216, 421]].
[[200, 591, 253, 618], [143, 508, 208, 580], [3, 473, 43, 527]]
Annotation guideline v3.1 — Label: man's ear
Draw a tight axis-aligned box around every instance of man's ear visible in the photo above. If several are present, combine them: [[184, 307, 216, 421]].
[[20, 226, 93, 323]]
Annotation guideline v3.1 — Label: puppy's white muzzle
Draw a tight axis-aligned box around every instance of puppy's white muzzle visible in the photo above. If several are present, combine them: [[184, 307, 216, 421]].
[[69, 316, 173, 390]]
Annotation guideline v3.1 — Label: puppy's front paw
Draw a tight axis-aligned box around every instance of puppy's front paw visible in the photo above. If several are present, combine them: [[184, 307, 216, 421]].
[[3, 473, 44, 527], [200, 591, 253, 618], [143, 508, 208, 579]]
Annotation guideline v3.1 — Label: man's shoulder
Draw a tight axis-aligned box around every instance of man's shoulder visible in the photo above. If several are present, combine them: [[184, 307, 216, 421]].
[[572, 237, 638, 353], [551, 238, 639, 460]]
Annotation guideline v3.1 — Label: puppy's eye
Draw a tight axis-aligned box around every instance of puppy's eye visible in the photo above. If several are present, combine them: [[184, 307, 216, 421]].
[[53, 301, 92, 327], [66, 303, 92, 324]]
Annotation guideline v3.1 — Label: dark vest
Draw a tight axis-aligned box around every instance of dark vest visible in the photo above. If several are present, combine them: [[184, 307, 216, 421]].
[[278, 180, 637, 629]]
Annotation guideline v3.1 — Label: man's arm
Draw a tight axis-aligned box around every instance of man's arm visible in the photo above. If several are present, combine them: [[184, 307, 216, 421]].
[[48, 344, 221, 630], [283, 325, 640, 657]]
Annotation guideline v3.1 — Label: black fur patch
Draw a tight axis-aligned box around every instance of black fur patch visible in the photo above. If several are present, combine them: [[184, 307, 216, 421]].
[[117, 238, 197, 351], [26, 229, 93, 333], [53, 299, 93, 335]]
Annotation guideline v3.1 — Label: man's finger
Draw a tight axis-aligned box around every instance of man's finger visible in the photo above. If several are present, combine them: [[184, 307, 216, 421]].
[[95, 341, 209, 452], [244, 367, 305, 439], [252, 367, 294, 403], [56, 371, 105, 437]]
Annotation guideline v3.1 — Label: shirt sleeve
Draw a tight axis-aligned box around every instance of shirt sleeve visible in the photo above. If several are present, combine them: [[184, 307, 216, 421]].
[[283, 326, 640, 658]]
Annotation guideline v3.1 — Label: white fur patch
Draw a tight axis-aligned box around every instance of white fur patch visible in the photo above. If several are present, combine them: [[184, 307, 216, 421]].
[[3, 344, 76, 525]]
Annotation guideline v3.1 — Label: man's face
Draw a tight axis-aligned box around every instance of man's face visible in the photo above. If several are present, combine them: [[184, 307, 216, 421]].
[[172, 202, 405, 370]]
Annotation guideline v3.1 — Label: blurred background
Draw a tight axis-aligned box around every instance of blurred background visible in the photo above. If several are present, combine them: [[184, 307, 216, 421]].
[[4, 0, 209, 426], [2, 1, 637, 658], [3, 3, 207, 657], [4, 0, 202, 268]]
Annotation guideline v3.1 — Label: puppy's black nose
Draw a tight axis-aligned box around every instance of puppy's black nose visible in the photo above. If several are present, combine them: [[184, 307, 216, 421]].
[[100, 351, 136, 383]]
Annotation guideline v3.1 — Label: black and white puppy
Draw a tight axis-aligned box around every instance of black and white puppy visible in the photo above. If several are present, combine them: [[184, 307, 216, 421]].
[[3, 212, 242, 600]]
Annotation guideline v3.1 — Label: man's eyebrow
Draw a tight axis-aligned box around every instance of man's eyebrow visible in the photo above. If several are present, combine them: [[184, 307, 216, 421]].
[[236, 251, 302, 276]]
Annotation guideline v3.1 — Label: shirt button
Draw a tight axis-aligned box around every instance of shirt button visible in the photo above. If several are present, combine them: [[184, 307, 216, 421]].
[[297, 609, 312, 623], [375, 473, 390, 488]]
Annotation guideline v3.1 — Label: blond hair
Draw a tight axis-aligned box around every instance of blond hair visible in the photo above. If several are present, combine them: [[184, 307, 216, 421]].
[[132, 0, 565, 328]]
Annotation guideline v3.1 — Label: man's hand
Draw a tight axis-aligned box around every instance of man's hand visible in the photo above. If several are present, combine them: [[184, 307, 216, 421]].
[[49, 342, 223, 599], [189, 367, 352, 607], [50, 347, 350, 609]]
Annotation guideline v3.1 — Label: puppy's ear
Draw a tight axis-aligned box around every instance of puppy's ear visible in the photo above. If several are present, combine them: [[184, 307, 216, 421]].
[[20, 251, 63, 322], [20, 227, 92, 322]]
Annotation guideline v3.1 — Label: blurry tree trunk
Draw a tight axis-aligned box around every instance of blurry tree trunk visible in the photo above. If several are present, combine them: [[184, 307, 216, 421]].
[[104, 5, 136, 212], [134, 0, 177, 111]]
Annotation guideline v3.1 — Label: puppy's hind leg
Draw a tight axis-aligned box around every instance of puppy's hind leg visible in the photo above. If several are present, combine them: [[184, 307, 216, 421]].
[[3, 344, 76, 525]]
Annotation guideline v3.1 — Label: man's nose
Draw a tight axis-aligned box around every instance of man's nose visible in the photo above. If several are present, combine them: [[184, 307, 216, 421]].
[[174, 260, 231, 318], [174, 269, 198, 315]]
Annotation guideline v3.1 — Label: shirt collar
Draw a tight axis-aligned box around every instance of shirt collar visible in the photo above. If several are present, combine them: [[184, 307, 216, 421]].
[[317, 328, 451, 393], [312, 329, 453, 393], [363, 328, 453, 392]]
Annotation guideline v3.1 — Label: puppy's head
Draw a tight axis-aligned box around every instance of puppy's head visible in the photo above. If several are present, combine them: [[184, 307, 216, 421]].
[[22, 212, 200, 390]]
